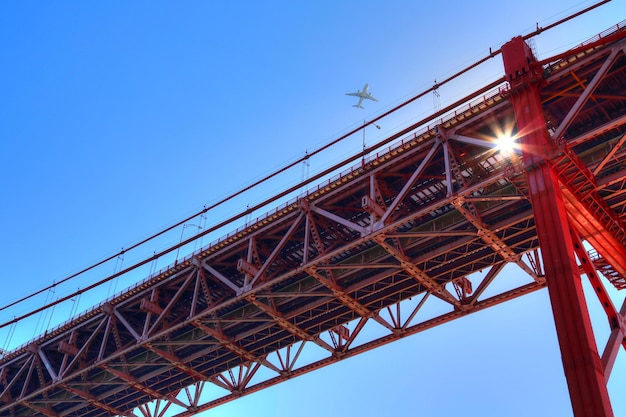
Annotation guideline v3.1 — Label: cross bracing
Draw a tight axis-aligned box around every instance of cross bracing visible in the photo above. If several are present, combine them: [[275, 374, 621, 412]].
[[1, 20, 625, 417]]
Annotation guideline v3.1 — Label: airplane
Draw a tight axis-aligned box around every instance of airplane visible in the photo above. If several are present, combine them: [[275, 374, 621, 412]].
[[346, 83, 378, 109]]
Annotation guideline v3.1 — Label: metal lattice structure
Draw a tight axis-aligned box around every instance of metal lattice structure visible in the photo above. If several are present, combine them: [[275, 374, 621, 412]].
[[1, 21, 625, 417]]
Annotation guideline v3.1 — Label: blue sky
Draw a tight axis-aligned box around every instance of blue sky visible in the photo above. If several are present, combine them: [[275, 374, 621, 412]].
[[0, 1, 624, 416]]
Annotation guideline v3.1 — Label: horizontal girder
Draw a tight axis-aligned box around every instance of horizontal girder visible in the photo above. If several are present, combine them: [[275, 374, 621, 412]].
[[1, 23, 625, 417]]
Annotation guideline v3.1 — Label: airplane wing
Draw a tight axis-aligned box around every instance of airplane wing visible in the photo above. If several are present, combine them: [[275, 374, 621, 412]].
[[347, 84, 377, 108]]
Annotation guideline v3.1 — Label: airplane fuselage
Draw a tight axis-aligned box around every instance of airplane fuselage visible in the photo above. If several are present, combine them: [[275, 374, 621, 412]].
[[346, 83, 378, 109]]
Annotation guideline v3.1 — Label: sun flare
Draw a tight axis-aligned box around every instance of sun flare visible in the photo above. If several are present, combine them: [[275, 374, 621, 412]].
[[496, 134, 516, 155]]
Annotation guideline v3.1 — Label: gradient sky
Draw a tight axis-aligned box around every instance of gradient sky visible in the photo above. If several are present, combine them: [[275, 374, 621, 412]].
[[0, 1, 625, 416]]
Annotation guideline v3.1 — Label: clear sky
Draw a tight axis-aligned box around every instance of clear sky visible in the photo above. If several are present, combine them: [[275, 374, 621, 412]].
[[0, 1, 624, 416]]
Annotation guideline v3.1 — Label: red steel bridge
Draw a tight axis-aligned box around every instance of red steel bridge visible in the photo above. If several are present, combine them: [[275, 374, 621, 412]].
[[1, 15, 626, 417]]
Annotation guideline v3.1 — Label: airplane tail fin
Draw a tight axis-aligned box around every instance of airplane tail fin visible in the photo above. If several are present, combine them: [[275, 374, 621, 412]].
[[353, 104, 364, 109]]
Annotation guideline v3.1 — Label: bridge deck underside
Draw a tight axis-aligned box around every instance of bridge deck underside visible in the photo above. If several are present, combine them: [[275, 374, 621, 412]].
[[1, 32, 625, 417]]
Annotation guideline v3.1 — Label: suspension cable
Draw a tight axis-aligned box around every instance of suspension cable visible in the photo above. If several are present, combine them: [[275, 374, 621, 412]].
[[0, 0, 612, 330]]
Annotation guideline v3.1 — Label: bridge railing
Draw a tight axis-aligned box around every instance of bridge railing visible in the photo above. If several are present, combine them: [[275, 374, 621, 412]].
[[203, 82, 511, 254], [1, 79, 511, 357], [579, 19, 626, 47], [14, 17, 618, 353]]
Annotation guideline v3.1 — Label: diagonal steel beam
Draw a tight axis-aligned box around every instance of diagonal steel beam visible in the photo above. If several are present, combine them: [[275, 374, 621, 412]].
[[101, 364, 163, 402], [451, 200, 541, 283], [570, 228, 626, 382], [593, 132, 626, 176], [22, 401, 57, 417], [202, 262, 243, 294], [307, 267, 395, 333], [377, 139, 441, 227], [166, 281, 545, 417], [58, 319, 107, 380], [0, 355, 31, 403], [453, 134, 497, 149], [147, 269, 196, 338], [308, 205, 367, 237], [146, 344, 209, 387], [601, 299, 626, 382], [307, 268, 372, 318], [571, 229, 626, 337], [246, 295, 335, 353], [249, 213, 305, 288], [451, 197, 519, 263], [102, 303, 142, 343], [191, 320, 281, 374], [551, 47, 620, 142], [465, 262, 506, 306], [30, 344, 57, 383], [62, 384, 139, 417], [559, 171, 626, 280], [299, 199, 329, 263], [373, 236, 461, 308]]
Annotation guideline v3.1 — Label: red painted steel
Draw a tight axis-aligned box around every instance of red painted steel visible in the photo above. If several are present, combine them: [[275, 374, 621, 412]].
[[502, 36, 614, 417], [0, 19, 624, 417]]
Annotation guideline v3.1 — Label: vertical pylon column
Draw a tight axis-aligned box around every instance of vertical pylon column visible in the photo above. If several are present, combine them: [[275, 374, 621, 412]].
[[502, 36, 613, 417]]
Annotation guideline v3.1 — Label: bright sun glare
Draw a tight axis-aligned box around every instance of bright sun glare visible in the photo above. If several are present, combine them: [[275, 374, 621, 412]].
[[496, 134, 515, 155]]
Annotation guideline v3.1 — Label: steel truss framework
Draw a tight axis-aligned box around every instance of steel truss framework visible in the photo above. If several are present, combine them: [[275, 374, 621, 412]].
[[1, 24, 625, 417]]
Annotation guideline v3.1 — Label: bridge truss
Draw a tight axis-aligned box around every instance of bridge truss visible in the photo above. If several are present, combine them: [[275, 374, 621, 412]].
[[1, 20, 626, 417]]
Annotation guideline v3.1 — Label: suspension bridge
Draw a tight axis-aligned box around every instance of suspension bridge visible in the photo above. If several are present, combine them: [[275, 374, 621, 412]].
[[1, 9, 625, 417]]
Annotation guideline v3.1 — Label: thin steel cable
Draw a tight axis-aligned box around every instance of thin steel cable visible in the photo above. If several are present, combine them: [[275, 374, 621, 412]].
[[0, 0, 611, 330]]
